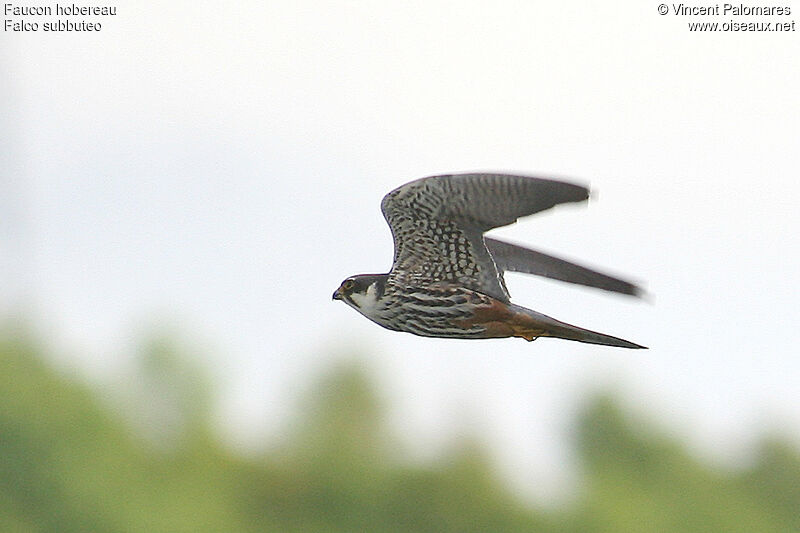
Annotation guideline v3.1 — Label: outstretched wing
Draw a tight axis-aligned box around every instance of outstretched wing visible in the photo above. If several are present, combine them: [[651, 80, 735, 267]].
[[484, 238, 643, 297], [380, 173, 589, 301]]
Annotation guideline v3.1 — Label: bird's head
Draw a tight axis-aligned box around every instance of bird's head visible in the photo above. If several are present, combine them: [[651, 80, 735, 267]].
[[332, 274, 388, 313]]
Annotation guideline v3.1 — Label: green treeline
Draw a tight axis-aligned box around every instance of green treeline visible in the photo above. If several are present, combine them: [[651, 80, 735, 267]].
[[1, 333, 798, 532]]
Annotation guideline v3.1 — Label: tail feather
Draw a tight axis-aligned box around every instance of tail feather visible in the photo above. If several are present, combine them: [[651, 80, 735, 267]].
[[509, 304, 646, 349]]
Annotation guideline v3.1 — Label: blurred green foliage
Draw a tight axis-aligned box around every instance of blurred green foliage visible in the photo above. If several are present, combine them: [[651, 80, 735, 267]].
[[1, 331, 798, 532]]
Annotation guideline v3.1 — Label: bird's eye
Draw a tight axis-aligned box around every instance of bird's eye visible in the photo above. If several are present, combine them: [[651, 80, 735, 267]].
[[343, 279, 355, 291]]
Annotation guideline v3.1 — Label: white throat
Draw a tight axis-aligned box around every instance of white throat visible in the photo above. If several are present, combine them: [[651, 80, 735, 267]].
[[349, 282, 382, 317]]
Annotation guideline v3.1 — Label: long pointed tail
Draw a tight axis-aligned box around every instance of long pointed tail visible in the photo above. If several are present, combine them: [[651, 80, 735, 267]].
[[509, 304, 647, 349]]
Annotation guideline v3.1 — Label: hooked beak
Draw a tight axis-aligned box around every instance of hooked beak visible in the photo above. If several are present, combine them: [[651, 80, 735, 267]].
[[332, 289, 342, 301]]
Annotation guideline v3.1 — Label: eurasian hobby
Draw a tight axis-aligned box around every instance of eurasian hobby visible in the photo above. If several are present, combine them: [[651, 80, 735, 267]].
[[333, 173, 646, 349]]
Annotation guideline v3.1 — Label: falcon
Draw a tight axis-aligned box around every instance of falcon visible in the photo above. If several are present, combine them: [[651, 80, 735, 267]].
[[333, 173, 646, 349]]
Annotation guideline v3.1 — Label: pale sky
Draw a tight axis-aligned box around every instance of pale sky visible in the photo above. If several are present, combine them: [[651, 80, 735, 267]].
[[3, 1, 799, 501]]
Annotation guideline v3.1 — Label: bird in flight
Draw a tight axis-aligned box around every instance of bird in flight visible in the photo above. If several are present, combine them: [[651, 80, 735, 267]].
[[333, 173, 646, 349]]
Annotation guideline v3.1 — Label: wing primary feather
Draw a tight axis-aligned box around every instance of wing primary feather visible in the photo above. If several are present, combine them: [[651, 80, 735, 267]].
[[441, 173, 589, 230], [485, 237, 643, 297]]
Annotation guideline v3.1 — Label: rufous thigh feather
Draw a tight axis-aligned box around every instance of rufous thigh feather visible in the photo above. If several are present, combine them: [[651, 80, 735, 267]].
[[454, 299, 550, 341]]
